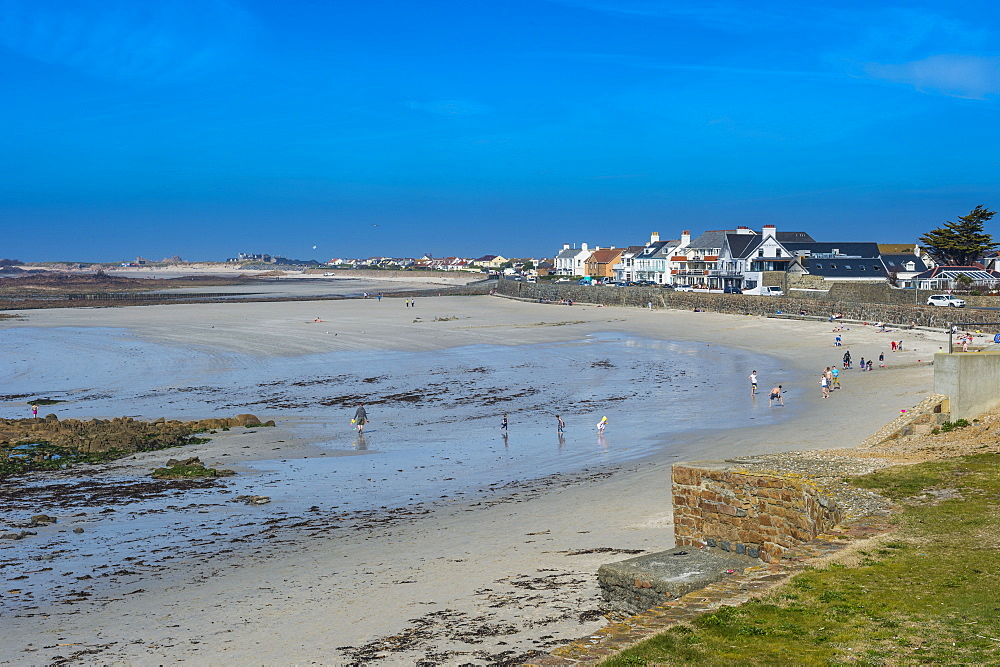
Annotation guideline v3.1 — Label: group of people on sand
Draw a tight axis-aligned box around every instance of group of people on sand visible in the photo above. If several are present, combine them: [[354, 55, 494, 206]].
[[501, 412, 604, 435], [351, 405, 606, 438]]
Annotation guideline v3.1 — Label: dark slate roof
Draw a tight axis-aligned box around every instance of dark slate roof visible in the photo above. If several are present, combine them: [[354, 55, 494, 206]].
[[881, 254, 927, 273], [649, 240, 682, 257], [556, 247, 586, 260], [619, 245, 647, 258], [686, 230, 734, 251], [724, 234, 760, 259], [782, 242, 881, 258], [637, 240, 670, 256], [801, 257, 887, 278], [775, 231, 815, 242]]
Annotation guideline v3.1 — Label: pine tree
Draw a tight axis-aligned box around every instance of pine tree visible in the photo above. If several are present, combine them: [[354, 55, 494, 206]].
[[919, 205, 997, 265]]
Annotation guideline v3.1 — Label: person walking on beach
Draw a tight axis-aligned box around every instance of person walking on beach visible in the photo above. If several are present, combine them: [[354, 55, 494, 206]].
[[748, 370, 758, 396], [500, 413, 508, 433], [31, 404, 38, 418], [556, 415, 565, 434], [820, 373, 830, 398], [859, 356, 866, 371], [769, 385, 784, 407], [596, 416, 608, 433], [843, 351, 851, 369], [879, 352, 886, 368], [352, 403, 368, 434], [831, 366, 840, 389]]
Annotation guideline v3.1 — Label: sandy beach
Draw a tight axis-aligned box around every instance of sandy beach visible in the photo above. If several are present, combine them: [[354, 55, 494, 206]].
[[0, 287, 945, 664]]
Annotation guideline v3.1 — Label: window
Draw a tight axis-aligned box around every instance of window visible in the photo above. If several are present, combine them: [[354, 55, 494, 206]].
[[815, 263, 823, 269], [758, 249, 764, 257], [844, 265, 852, 270], [859, 265, 866, 271], [775, 248, 782, 257]]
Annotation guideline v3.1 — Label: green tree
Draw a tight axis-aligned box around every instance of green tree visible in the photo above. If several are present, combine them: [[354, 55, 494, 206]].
[[919, 205, 997, 265]]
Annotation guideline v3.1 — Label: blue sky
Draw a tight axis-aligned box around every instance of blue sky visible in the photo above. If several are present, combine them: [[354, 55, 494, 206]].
[[2, 0, 999, 262]]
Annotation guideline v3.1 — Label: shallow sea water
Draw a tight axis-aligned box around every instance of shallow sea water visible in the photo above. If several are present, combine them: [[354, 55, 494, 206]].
[[0, 327, 799, 610]]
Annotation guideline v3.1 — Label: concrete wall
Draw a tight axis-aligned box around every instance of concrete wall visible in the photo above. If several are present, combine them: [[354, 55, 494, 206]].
[[672, 462, 842, 563], [495, 280, 1000, 331], [934, 352, 1000, 420]]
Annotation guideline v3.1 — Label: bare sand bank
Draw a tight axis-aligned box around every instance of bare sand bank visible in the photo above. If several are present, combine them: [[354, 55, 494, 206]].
[[0, 294, 944, 664]]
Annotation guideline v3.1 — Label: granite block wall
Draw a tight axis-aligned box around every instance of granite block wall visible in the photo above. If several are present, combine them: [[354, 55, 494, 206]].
[[671, 462, 843, 563], [493, 280, 1000, 332]]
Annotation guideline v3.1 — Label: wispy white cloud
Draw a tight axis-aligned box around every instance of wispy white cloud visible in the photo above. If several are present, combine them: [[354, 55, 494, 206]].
[[0, 0, 255, 85], [405, 100, 490, 115], [863, 54, 1000, 100]]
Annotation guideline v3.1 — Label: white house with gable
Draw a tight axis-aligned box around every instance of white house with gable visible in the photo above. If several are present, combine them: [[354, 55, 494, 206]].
[[554, 243, 593, 276]]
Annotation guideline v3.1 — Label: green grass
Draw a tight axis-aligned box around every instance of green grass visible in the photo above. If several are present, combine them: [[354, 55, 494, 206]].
[[603, 454, 1000, 666]]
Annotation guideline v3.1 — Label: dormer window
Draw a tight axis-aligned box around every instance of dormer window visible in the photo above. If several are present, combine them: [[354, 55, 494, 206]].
[[758, 249, 764, 257], [776, 248, 782, 257]]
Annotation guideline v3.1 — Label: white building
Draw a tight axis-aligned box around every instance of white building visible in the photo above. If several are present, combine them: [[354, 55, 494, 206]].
[[554, 243, 593, 276]]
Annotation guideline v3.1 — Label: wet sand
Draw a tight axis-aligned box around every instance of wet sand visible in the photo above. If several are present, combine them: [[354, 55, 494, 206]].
[[0, 292, 945, 664]]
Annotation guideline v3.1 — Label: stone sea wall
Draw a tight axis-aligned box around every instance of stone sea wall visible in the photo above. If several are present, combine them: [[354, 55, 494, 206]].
[[493, 279, 1000, 331], [671, 461, 843, 563]]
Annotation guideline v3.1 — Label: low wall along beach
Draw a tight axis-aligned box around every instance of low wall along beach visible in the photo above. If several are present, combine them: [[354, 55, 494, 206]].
[[671, 461, 842, 563], [495, 279, 1000, 331]]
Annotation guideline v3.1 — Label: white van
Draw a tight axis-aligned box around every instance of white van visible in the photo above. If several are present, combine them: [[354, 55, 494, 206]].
[[744, 285, 784, 296]]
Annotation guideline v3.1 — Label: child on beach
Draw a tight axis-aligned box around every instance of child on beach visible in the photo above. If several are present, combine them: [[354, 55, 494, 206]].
[[31, 404, 38, 418], [748, 370, 758, 395], [556, 415, 565, 434], [500, 413, 508, 433], [596, 416, 608, 433]]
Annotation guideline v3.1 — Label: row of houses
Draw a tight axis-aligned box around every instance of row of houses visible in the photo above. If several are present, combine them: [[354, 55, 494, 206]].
[[327, 254, 552, 274], [555, 227, 1000, 291]]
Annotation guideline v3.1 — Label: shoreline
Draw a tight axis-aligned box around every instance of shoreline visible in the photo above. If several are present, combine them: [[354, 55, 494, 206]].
[[0, 292, 946, 664]]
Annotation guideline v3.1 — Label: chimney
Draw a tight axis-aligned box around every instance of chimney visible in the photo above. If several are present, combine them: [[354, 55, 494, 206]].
[[581, 242, 588, 252], [762, 224, 776, 239], [563, 243, 570, 250], [736, 226, 753, 235], [680, 230, 691, 247], [650, 232, 660, 244]]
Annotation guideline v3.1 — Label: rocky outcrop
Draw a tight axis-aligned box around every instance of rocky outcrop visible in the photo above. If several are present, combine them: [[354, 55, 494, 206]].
[[151, 456, 235, 479], [0, 414, 273, 455]]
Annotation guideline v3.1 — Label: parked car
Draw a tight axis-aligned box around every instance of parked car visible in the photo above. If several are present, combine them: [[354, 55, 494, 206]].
[[927, 294, 966, 307], [723, 285, 741, 294], [674, 285, 694, 292]]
